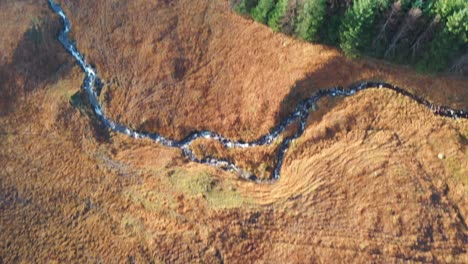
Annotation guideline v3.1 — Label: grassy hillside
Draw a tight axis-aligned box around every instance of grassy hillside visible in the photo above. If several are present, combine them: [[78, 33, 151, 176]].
[[0, 0, 467, 262]]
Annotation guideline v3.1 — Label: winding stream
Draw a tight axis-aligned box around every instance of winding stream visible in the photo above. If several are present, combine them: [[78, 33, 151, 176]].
[[48, 0, 467, 182]]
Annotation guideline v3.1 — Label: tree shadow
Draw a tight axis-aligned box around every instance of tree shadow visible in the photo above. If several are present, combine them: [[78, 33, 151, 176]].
[[0, 13, 71, 116], [274, 53, 468, 128], [274, 55, 376, 125]]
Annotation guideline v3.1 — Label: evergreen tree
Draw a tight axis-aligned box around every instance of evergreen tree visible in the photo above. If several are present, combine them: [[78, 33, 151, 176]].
[[409, 13, 440, 59], [434, 0, 466, 21], [319, 0, 354, 46], [251, 0, 278, 24], [295, 0, 327, 41], [268, 0, 290, 31], [384, 6, 423, 59], [372, 1, 405, 55], [280, 0, 300, 35], [233, 0, 260, 15], [320, 13, 343, 45], [417, 2, 468, 72], [399, 0, 413, 10], [446, 6, 468, 43], [339, 0, 390, 57]]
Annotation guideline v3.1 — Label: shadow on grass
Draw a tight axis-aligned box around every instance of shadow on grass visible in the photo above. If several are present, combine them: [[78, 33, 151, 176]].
[[273, 56, 374, 127], [70, 91, 111, 143], [0, 13, 71, 116]]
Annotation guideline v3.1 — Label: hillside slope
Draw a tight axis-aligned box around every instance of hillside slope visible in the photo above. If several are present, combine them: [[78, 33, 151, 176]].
[[0, 0, 467, 262], [58, 0, 467, 140]]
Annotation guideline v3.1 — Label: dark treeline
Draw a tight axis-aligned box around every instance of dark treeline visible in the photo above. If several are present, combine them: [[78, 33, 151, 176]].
[[231, 0, 468, 75]]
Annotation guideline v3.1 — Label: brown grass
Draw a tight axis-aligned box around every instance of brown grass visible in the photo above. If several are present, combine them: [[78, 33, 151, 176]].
[[0, 0, 467, 263]]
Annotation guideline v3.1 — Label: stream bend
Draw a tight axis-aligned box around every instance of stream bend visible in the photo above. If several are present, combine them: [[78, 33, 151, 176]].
[[48, 0, 467, 182]]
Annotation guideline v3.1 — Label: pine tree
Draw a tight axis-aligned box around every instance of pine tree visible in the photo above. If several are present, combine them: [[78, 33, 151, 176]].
[[280, 0, 300, 34], [319, 0, 354, 46], [268, 0, 290, 31], [233, 0, 260, 15], [251, 0, 278, 24], [409, 14, 440, 59], [295, 0, 327, 41], [417, 2, 468, 72], [384, 7, 423, 58], [434, 0, 466, 21], [320, 14, 342, 45], [397, 0, 438, 60], [399, 0, 413, 10], [446, 6, 468, 43], [339, 0, 390, 57], [372, 1, 405, 55]]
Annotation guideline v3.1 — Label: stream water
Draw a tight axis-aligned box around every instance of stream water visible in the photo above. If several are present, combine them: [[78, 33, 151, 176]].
[[48, 0, 467, 182]]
